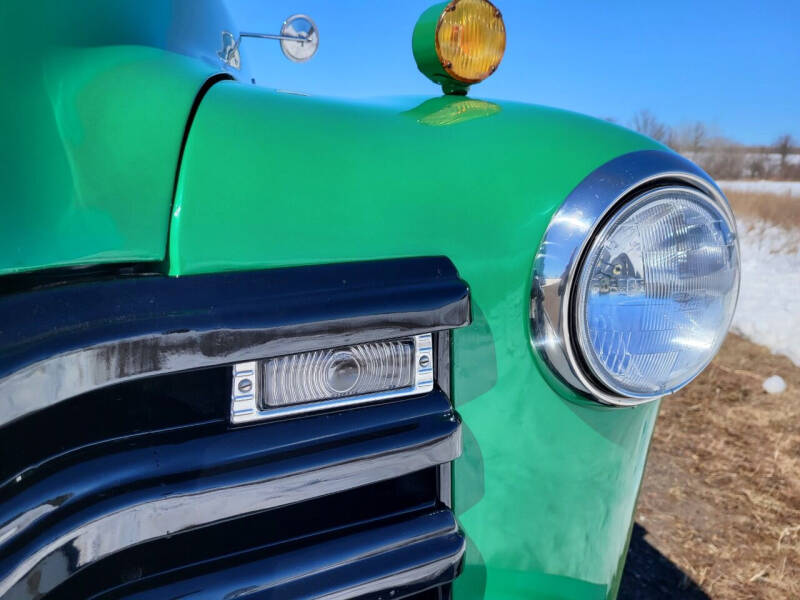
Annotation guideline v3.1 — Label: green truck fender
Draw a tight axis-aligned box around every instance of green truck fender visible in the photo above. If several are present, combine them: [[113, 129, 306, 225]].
[[169, 80, 664, 599]]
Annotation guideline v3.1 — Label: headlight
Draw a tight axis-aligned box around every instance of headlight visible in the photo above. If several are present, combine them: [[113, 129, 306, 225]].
[[575, 186, 738, 397], [531, 151, 740, 406]]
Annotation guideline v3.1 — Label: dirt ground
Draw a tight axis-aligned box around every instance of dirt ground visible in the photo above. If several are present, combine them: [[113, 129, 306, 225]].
[[622, 334, 800, 598]]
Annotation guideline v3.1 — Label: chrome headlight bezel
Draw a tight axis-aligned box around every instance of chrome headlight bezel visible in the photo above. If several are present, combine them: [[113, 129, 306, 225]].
[[530, 150, 740, 406]]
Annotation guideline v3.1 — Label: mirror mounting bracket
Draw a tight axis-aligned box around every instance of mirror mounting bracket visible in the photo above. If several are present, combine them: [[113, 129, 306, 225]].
[[218, 14, 319, 70]]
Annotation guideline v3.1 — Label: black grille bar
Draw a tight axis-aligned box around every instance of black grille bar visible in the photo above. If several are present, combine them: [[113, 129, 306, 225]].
[[49, 468, 441, 598], [0, 392, 460, 597], [94, 510, 464, 600], [0, 257, 470, 428]]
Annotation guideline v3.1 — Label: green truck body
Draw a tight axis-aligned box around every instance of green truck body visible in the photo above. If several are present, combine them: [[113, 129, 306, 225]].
[[0, 2, 721, 599]]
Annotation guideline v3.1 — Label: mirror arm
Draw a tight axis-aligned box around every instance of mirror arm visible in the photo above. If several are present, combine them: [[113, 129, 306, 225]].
[[239, 32, 312, 46], [218, 15, 318, 70]]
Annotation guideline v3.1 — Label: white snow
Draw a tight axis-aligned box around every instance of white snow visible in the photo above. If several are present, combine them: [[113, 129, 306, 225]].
[[763, 375, 787, 395], [731, 218, 800, 366], [719, 180, 800, 197]]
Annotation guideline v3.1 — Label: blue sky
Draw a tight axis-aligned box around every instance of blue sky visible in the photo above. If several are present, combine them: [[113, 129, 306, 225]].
[[224, 1, 798, 145]]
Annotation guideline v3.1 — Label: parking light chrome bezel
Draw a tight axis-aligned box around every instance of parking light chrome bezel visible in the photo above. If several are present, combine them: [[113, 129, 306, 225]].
[[230, 333, 435, 425]]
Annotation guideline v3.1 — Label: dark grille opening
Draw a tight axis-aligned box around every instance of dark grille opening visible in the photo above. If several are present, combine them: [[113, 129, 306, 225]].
[[48, 468, 441, 599], [0, 366, 229, 488], [406, 586, 452, 600]]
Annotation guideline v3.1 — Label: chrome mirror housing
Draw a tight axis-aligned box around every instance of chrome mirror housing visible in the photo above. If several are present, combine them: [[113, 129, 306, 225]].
[[279, 15, 319, 63], [218, 14, 319, 70]]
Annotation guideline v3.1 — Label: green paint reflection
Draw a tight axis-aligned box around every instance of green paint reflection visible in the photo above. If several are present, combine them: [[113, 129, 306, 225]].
[[404, 96, 501, 127]]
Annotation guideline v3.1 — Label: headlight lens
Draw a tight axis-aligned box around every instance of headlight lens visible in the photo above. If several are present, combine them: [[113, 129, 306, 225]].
[[574, 186, 739, 398]]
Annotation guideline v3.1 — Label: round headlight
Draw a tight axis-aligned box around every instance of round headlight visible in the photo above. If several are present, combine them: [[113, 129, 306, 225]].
[[574, 186, 739, 398], [530, 150, 741, 406]]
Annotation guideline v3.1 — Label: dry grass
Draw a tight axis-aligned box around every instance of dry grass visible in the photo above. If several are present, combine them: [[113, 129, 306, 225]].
[[726, 191, 800, 228], [635, 333, 800, 598]]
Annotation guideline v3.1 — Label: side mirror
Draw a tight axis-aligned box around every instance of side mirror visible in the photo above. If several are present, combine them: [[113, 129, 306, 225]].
[[218, 14, 319, 70]]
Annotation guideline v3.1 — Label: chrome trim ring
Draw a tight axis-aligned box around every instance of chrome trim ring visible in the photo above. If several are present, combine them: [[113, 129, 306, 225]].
[[530, 149, 739, 406]]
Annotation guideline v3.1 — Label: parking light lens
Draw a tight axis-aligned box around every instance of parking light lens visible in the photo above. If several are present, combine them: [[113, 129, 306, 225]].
[[263, 339, 417, 407]]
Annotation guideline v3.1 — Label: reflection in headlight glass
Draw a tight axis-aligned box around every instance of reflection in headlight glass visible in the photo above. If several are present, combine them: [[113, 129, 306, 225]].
[[575, 187, 740, 397]]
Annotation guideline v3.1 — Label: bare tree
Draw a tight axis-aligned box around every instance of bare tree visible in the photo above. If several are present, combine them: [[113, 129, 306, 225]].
[[668, 121, 708, 156], [702, 136, 746, 179], [688, 122, 706, 154], [747, 155, 768, 179], [774, 134, 795, 175], [631, 110, 670, 144], [623, 115, 796, 180]]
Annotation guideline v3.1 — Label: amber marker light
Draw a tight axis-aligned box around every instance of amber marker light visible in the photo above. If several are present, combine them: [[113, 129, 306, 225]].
[[413, 0, 506, 95]]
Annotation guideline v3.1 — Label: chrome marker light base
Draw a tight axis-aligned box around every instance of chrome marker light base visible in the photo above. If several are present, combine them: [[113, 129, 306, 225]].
[[530, 149, 740, 407]]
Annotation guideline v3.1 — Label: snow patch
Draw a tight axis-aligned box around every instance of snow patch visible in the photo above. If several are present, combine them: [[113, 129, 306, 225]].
[[763, 375, 787, 395], [731, 218, 800, 366], [719, 180, 800, 197]]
